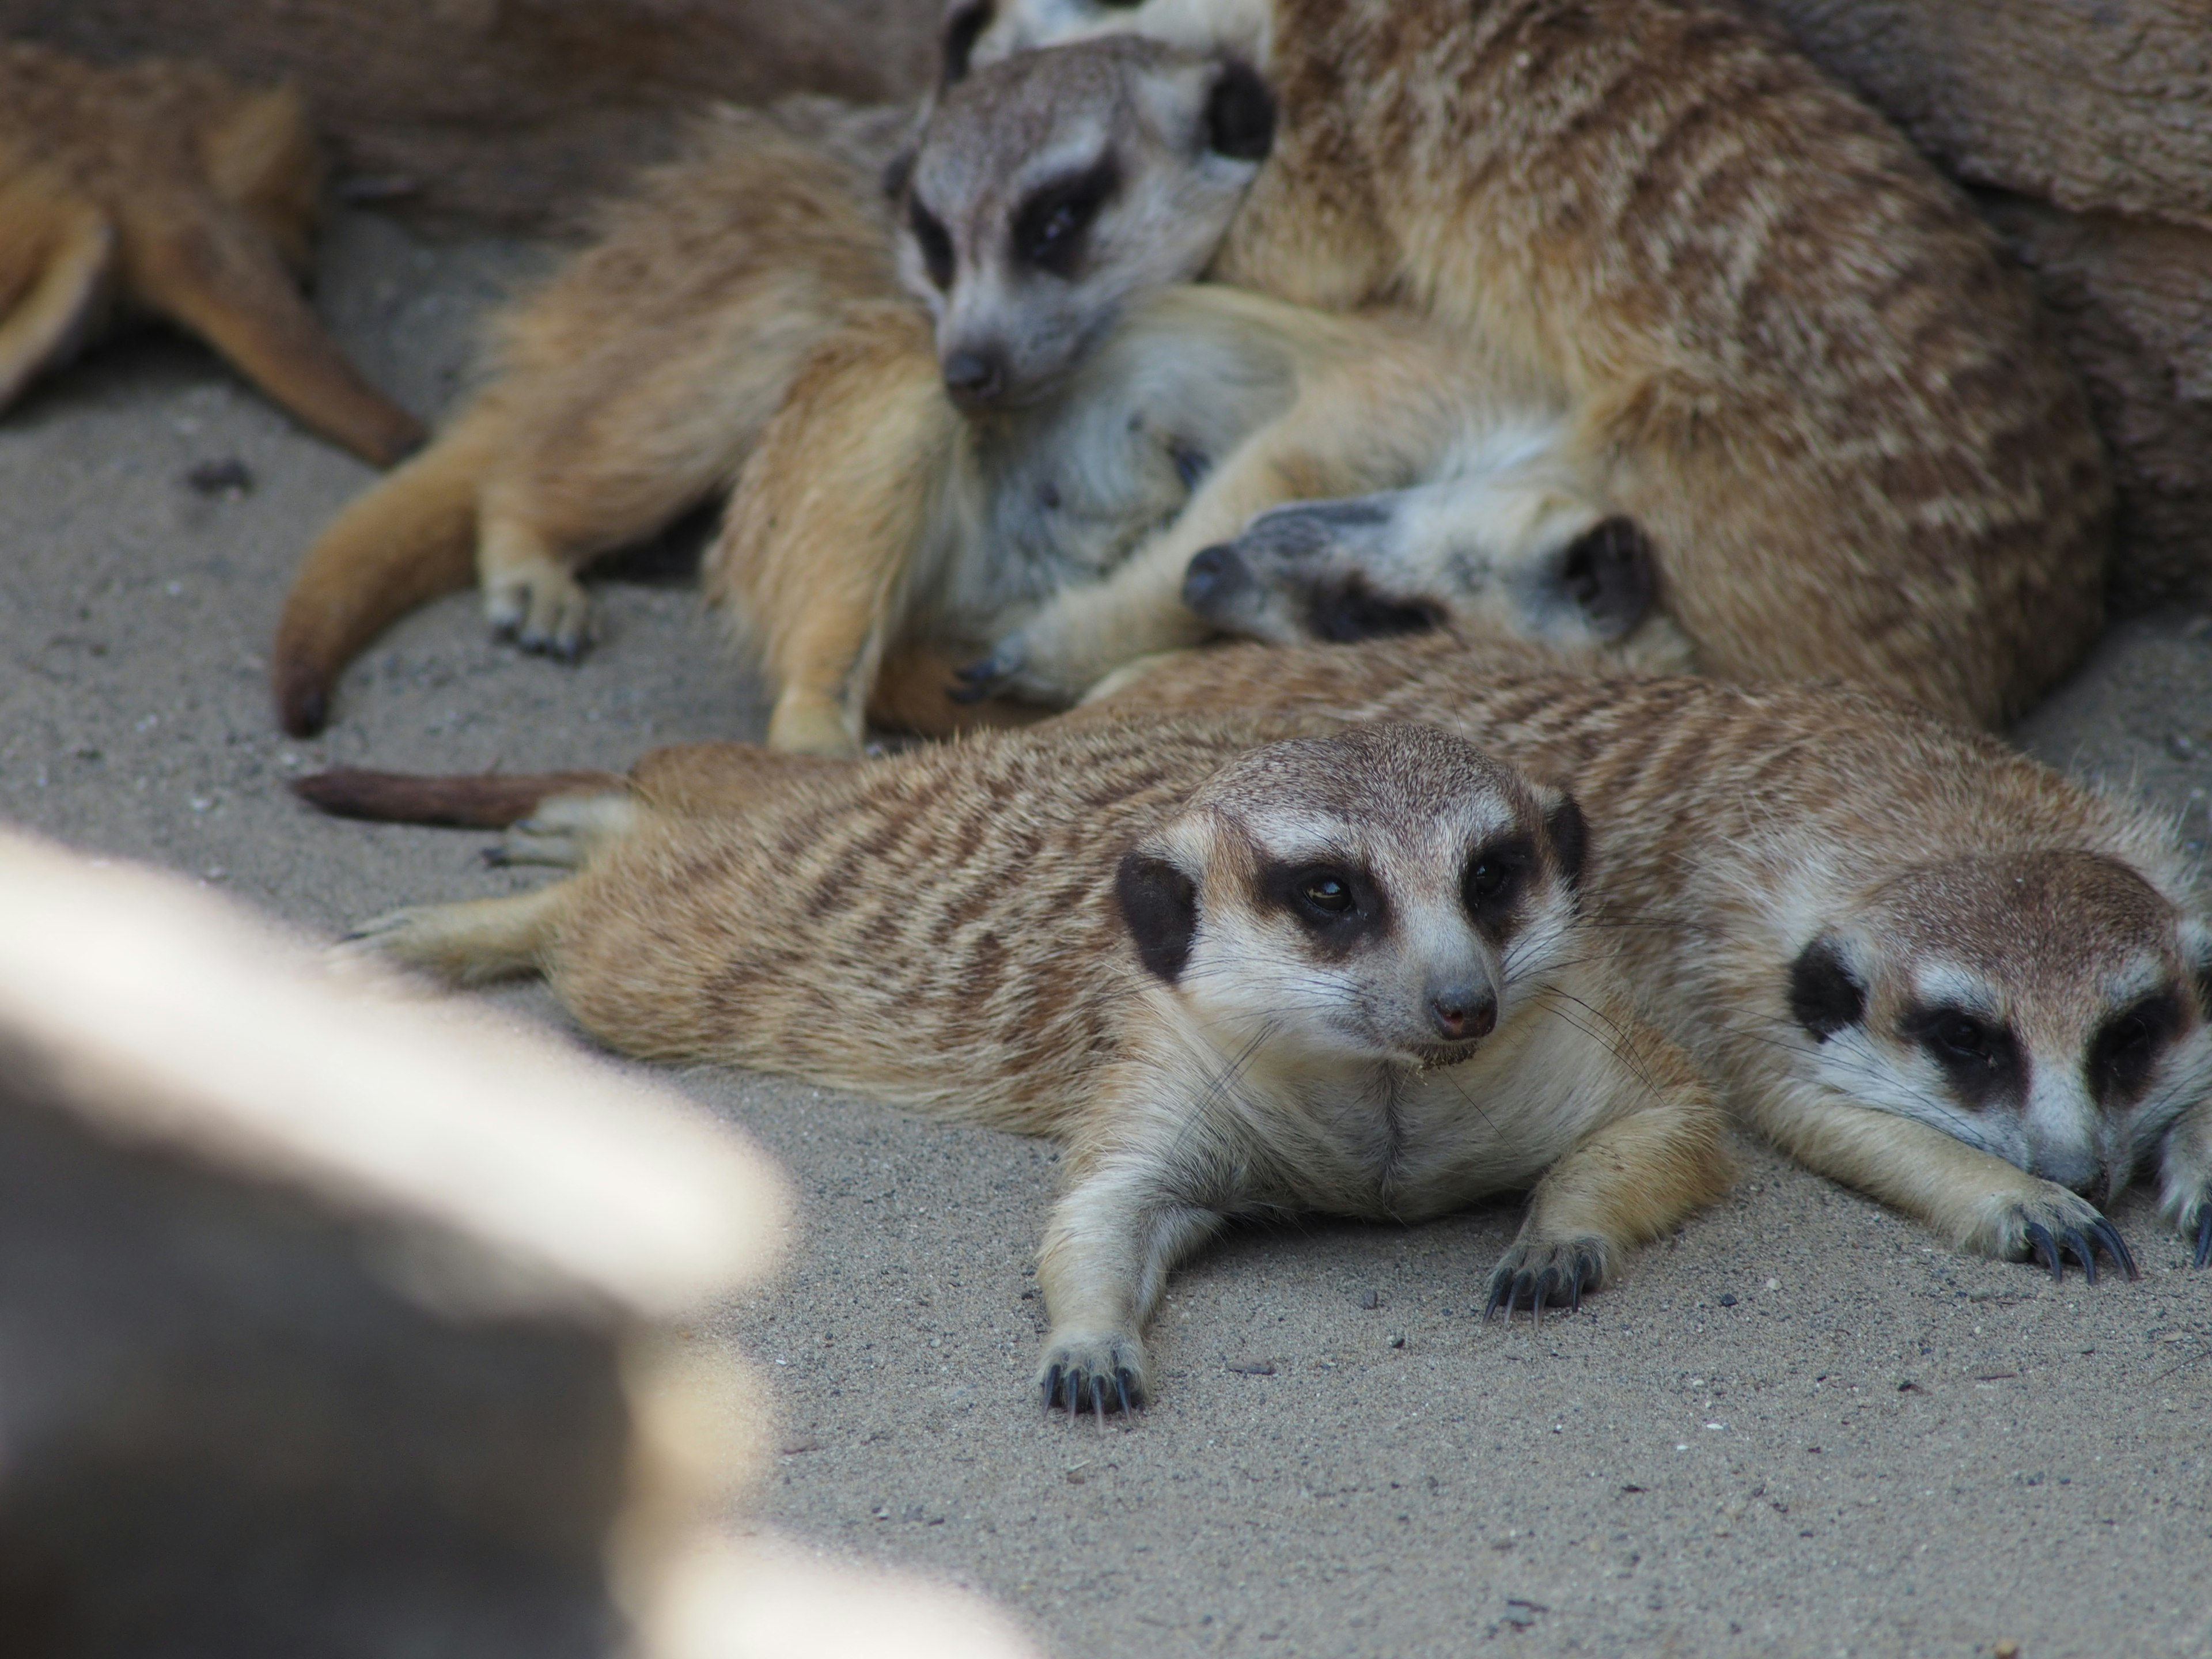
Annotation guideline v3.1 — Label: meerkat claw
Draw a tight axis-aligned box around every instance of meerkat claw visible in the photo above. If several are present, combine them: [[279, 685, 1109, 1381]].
[[2196, 1210, 2211, 1271], [1484, 1241, 1604, 1324], [2024, 1221, 2061, 1281], [2089, 1218, 2138, 1281]]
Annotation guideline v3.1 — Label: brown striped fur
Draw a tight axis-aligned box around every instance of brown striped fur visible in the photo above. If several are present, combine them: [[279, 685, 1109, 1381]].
[[943, 0, 2111, 724], [0, 40, 419, 465], [329, 718, 1730, 1408], [1086, 637, 2212, 1274]]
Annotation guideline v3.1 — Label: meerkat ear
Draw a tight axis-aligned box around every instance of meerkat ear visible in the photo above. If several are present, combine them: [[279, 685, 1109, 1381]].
[[1203, 59, 1276, 163], [1559, 516, 1657, 641], [1788, 935, 1867, 1040], [1116, 848, 1199, 984], [940, 0, 993, 85], [1542, 791, 1588, 891]]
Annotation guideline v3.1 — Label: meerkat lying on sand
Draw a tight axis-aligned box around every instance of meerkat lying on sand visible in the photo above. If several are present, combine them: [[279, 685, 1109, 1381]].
[[0, 40, 419, 465], [1085, 636, 2212, 1279], [303, 721, 1733, 1413], [909, 7, 2109, 726]]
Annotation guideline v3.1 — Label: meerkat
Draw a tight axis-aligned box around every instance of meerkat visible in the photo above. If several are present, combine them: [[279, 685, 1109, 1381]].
[[899, 7, 2110, 726], [301, 720, 1733, 1412], [1082, 635, 2212, 1278], [268, 99, 916, 737], [710, 280, 1688, 753], [0, 40, 420, 465]]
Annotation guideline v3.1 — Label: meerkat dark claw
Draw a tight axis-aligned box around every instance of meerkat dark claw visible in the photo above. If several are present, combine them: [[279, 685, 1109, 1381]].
[[2059, 1226, 2100, 1286], [1041, 1364, 1063, 1412], [2022, 1220, 2061, 1281], [2088, 1218, 2138, 1282], [2195, 1210, 2211, 1271], [1115, 1370, 1135, 1417]]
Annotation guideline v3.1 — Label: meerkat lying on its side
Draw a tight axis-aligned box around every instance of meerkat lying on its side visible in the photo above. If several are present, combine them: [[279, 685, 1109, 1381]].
[[710, 279, 1688, 753], [303, 721, 1732, 1412], [0, 40, 419, 465], [268, 101, 914, 737], [1087, 637, 2212, 1279], [911, 6, 2109, 726]]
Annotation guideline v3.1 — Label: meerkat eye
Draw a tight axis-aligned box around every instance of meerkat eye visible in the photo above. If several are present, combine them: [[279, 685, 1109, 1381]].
[[2089, 990, 2182, 1104], [1462, 836, 1532, 924], [1301, 872, 1355, 914], [1930, 1014, 1997, 1066], [1012, 156, 1119, 276], [909, 199, 955, 290]]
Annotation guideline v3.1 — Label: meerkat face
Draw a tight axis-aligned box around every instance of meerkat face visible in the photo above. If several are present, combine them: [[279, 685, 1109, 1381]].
[[1181, 466, 1658, 656], [1785, 853, 2212, 1200], [892, 37, 1274, 411], [1115, 724, 1588, 1071]]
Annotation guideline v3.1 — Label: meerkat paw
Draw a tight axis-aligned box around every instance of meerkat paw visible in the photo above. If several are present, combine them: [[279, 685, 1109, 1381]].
[[766, 688, 862, 756], [1483, 1237, 1611, 1323], [1037, 1328, 1147, 1421], [484, 563, 594, 661], [1971, 1185, 2137, 1285], [482, 791, 638, 870], [332, 888, 562, 986], [2158, 1117, 2212, 1269]]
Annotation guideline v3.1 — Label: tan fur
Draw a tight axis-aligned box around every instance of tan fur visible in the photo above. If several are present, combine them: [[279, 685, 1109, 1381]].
[[1086, 637, 2212, 1274], [326, 719, 1731, 1408], [950, 1, 2111, 725], [0, 40, 419, 465], [268, 102, 913, 736]]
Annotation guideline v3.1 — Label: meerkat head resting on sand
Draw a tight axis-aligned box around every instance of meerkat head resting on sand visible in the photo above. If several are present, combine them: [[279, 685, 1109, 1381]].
[[1785, 854, 2212, 1230], [1118, 722, 1590, 1074], [1177, 427, 1683, 664], [889, 36, 1273, 410], [940, 0, 1272, 81]]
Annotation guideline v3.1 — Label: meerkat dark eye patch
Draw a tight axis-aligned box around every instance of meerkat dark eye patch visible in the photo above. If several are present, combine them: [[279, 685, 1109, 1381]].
[[908, 198, 956, 290], [1559, 516, 1656, 639], [1012, 155, 1119, 276], [1899, 1003, 2023, 1111], [1787, 936, 1864, 1040], [2088, 989, 2184, 1109], [1203, 59, 1277, 162], [1463, 835, 1535, 932], [1262, 860, 1382, 947], [939, 1, 992, 86], [1306, 576, 1445, 643], [1116, 851, 1198, 984]]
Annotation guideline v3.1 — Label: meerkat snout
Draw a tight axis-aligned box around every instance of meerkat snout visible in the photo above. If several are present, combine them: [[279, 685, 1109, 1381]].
[[896, 36, 1274, 407]]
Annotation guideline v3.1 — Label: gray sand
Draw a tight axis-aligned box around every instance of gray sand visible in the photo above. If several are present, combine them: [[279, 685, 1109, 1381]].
[[2, 211, 2208, 1659]]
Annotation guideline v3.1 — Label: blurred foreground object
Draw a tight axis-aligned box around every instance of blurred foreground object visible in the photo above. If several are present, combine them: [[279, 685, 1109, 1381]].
[[0, 831, 1035, 1659], [0, 39, 421, 464]]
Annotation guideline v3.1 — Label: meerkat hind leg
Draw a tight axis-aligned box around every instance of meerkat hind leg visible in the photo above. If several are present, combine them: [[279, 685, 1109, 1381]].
[[479, 516, 594, 660], [338, 883, 570, 987], [0, 200, 113, 410]]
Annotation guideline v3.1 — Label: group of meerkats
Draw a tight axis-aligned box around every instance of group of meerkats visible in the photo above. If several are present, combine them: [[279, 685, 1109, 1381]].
[[9, 1, 2206, 1422]]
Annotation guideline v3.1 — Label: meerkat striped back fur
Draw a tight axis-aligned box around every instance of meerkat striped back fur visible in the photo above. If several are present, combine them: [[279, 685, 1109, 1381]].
[[310, 719, 1730, 1413]]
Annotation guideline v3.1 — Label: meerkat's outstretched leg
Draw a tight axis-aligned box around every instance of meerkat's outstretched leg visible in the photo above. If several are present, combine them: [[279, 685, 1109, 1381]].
[[0, 180, 113, 410], [708, 306, 967, 755], [341, 884, 574, 987]]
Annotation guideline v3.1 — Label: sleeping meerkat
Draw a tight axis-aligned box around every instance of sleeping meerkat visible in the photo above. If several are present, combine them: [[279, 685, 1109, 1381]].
[[303, 721, 1733, 1412], [906, 6, 2109, 726], [710, 280, 1690, 753], [0, 40, 419, 465], [1085, 637, 2212, 1278]]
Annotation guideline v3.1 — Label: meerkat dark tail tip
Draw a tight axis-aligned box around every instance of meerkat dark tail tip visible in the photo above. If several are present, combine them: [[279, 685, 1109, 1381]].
[[291, 767, 624, 829]]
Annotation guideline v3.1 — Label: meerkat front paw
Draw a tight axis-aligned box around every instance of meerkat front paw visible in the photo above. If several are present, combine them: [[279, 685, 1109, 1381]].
[[1974, 1185, 2137, 1284], [1037, 1328, 1147, 1420], [2159, 1113, 2212, 1270], [1483, 1237, 1610, 1323], [484, 564, 594, 661]]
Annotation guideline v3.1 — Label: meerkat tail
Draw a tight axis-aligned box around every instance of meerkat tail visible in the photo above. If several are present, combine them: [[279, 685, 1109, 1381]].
[[271, 408, 502, 736], [291, 767, 625, 829], [126, 205, 423, 467], [0, 183, 113, 411]]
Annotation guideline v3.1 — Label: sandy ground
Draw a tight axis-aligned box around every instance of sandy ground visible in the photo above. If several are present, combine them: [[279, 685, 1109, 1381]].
[[2, 210, 2209, 1659]]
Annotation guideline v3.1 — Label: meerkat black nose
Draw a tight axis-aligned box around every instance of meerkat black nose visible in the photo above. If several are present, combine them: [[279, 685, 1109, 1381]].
[[1428, 982, 1497, 1042], [1183, 543, 1255, 618], [942, 348, 1006, 406]]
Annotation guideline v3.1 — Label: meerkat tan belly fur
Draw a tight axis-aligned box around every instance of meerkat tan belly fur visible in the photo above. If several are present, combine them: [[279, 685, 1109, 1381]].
[[1089, 637, 2212, 1278], [312, 720, 1730, 1412], [901, 6, 2108, 725]]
